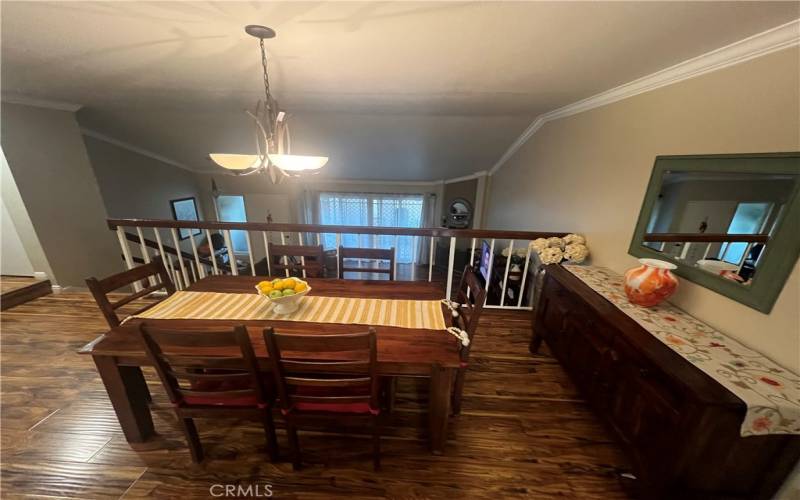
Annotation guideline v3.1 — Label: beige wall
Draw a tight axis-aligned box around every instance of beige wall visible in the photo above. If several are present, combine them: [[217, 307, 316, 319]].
[[1, 102, 122, 286], [486, 47, 800, 372]]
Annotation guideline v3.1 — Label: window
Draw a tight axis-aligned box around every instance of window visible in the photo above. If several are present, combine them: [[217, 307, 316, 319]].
[[216, 195, 248, 253], [319, 192, 425, 263], [719, 202, 772, 264]]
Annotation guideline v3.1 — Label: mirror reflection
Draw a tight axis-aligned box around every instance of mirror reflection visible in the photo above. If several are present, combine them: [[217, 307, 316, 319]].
[[642, 171, 798, 285]]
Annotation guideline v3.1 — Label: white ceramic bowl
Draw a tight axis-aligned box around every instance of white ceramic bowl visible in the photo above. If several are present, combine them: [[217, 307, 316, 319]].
[[255, 278, 312, 315]]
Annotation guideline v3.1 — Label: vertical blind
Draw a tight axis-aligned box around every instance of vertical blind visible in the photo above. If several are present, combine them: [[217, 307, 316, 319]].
[[319, 192, 425, 264]]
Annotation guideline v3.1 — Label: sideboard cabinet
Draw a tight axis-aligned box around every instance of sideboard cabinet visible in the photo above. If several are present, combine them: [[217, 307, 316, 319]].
[[530, 265, 800, 499]]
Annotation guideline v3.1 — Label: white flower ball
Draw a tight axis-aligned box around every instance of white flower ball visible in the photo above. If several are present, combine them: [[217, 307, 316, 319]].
[[563, 234, 586, 246], [530, 238, 548, 252], [564, 243, 589, 263], [539, 246, 564, 265], [546, 237, 565, 249]]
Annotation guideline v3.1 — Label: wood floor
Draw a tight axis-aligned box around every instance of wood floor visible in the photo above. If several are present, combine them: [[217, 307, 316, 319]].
[[0, 290, 635, 499]]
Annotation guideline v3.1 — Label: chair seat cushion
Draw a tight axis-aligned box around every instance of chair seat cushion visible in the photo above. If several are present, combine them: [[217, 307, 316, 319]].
[[293, 401, 374, 414], [182, 394, 261, 407], [286, 384, 378, 415]]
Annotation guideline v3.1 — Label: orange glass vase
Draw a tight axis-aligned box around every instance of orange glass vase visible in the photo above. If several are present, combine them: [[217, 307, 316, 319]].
[[624, 258, 678, 307]]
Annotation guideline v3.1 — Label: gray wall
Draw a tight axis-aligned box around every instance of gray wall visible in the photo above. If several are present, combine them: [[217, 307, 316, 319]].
[[84, 135, 204, 220], [1, 102, 122, 286]]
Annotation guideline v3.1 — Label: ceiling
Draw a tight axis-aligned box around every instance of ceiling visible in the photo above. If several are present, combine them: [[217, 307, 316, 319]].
[[2, 1, 798, 180]]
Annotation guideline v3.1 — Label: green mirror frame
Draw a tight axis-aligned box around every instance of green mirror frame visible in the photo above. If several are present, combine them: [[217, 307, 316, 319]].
[[628, 152, 800, 314]]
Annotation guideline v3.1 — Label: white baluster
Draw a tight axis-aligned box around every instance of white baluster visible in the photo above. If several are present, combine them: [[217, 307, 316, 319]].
[[170, 228, 190, 285], [517, 243, 532, 307], [467, 238, 476, 300], [445, 236, 456, 300], [428, 236, 435, 282], [223, 229, 238, 276], [336, 233, 341, 279], [483, 239, 495, 306], [500, 240, 514, 307], [154, 228, 178, 289], [245, 231, 255, 276], [189, 230, 205, 279], [316, 233, 321, 246], [205, 229, 219, 276], [702, 243, 712, 260], [135, 226, 157, 287], [189, 260, 198, 282], [116, 226, 142, 292], [679, 242, 691, 261]]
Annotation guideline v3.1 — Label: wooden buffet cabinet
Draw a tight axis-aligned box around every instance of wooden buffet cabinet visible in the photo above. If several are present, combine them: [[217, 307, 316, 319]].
[[530, 265, 800, 499]]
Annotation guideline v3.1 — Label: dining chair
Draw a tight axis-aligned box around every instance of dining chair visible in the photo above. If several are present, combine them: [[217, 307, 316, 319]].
[[263, 327, 383, 471], [86, 261, 176, 328], [268, 243, 325, 278], [451, 265, 487, 415], [338, 246, 395, 280], [138, 324, 279, 463]]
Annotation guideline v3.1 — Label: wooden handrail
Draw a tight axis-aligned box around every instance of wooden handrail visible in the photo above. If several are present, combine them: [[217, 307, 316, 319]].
[[643, 233, 769, 243], [107, 218, 566, 241]]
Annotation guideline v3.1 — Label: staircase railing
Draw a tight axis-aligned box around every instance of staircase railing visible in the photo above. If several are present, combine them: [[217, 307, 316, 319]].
[[108, 218, 567, 310]]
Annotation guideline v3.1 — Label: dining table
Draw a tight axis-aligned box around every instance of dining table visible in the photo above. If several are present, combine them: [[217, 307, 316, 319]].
[[79, 275, 462, 454]]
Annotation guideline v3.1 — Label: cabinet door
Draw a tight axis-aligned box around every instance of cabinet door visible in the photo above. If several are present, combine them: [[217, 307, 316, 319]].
[[606, 349, 682, 480]]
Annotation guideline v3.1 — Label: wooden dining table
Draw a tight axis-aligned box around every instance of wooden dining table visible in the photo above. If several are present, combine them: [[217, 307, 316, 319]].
[[79, 275, 462, 454]]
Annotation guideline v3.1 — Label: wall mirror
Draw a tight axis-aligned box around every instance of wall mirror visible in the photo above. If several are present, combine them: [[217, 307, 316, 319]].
[[629, 153, 800, 313]]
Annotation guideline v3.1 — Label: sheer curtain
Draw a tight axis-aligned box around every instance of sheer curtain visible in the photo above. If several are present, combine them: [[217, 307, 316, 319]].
[[318, 192, 426, 264]]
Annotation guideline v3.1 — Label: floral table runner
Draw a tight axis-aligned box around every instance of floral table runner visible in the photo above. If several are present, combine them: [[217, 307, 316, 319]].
[[129, 291, 447, 331], [564, 264, 800, 437]]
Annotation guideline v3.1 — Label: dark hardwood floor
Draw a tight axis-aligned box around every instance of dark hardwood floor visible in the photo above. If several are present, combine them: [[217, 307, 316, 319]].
[[0, 275, 52, 311], [0, 289, 634, 499]]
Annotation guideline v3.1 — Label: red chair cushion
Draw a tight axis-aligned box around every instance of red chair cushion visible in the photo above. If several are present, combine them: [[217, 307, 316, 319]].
[[293, 401, 374, 414], [286, 384, 378, 415]]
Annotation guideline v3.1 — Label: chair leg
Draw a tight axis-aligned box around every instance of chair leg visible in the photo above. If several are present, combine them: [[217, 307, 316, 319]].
[[261, 409, 279, 462], [381, 376, 397, 412], [372, 420, 381, 471], [286, 422, 302, 470], [178, 417, 204, 463], [451, 367, 467, 415]]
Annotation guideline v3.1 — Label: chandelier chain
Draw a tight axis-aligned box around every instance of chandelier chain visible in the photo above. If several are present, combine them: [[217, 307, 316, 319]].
[[259, 38, 275, 144]]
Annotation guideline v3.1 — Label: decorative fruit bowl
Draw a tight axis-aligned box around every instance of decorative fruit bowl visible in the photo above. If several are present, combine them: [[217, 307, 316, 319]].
[[255, 277, 311, 315]]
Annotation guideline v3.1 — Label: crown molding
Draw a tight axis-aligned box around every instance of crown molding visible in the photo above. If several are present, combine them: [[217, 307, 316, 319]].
[[1, 94, 83, 112], [489, 19, 800, 176], [80, 128, 204, 173], [444, 170, 487, 184]]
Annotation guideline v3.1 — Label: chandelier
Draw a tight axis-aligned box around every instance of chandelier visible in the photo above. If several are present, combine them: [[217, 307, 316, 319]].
[[209, 25, 328, 183]]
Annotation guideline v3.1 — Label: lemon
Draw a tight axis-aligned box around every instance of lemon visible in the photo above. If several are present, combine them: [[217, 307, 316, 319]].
[[294, 282, 307, 293], [273, 281, 284, 291], [281, 278, 296, 289], [271, 279, 282, 287]]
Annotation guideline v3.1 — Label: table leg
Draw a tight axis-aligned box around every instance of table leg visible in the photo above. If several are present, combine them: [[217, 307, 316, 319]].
[[428, 364, 454, 454], [94, 356, 154, 443]]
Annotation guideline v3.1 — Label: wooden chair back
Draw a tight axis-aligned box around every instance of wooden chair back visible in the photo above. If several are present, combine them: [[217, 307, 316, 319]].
[[138, 324, 269, 408], [268, 244, 325, 278], [338, 247, 395, 280], [262, 328, 380, 414], [455, 266, 487, 360], [86, 261, 175, 328]]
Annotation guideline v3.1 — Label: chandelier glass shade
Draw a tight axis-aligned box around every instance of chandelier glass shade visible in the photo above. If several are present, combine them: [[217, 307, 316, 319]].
[[209, 26, 327, 181]]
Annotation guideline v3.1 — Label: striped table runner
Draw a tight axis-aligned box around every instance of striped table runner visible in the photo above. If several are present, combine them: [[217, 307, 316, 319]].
[[131, 291, 447, 330]]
